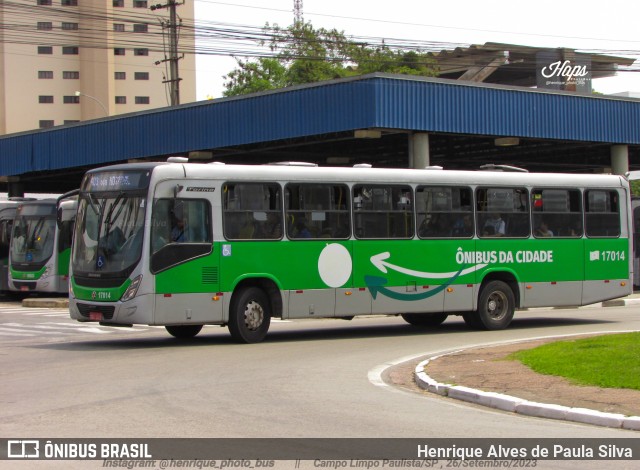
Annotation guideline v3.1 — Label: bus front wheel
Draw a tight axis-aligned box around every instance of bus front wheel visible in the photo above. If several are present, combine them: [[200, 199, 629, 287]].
[[228, 287, 271, 343], [165, 324, 203, 339], [475, 280, 515, 330]]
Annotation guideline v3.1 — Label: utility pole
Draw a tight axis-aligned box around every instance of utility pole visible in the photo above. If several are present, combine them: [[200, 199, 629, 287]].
[[151, 1, 183, 106], [293, 0, 303, 25]]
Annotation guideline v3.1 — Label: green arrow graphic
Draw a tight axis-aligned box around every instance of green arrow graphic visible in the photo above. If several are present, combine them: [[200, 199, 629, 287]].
[[365, 268, 463, 301]]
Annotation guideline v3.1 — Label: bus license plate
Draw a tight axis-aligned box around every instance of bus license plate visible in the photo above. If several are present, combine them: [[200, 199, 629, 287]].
[[89, 312, 103, 321]]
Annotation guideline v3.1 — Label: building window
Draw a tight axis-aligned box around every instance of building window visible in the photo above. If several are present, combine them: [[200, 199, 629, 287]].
[[115, 96, 127, 104], [61, 0, 78, 5], [63, 95, 80, 104], [113, 23, 125, 32], [62, 71, 80, 79], [37, 0, 52, 5], [114, 48, 125, 56], [37, 22, 53, 30], [133, 24, 148, 33], [37, 46, 53, 54], [62, 22, 78, 30], [133, 0, 147, 7], [133, 48, 149, 56], [114, 72, 126, 80], [39, 120, 54, 128], [113, 0, 124, 6], [62, 46, 79, 55], [135, 96, 150, 104], [134, 72, 149, 80], [39, 95, 54, 104], [38, 71, 54, 79]]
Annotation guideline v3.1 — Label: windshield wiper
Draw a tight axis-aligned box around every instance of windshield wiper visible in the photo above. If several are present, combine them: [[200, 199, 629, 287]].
[[87, 193, 101, 216], [104, 192, 125, 228]]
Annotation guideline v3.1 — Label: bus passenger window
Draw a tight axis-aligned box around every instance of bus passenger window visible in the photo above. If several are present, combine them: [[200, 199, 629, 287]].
[[223, 182, 282, 240], [285, 183, 350, 240], [477, 187, 529, 238], [585, 190, 620, 237], [416, 186, 472, 239], [531, 189, 582, 238], [353, 185, 413, 239]]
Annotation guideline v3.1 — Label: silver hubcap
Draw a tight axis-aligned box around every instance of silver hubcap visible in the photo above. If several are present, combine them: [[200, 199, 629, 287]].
[[243, 300, 264, 331], [486, 291, 507, 320]]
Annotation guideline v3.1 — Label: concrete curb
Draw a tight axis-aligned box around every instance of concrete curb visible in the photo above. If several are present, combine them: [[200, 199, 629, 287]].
[[414, 351, 640, 431], [21, 298, 69, 309]]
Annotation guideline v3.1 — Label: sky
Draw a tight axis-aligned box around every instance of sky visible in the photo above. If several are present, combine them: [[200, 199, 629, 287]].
[[192, 0, 640, 100]]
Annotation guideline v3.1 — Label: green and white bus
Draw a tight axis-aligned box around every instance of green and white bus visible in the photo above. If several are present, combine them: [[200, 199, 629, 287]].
[[0, 197, 41, 292], [68, 160, 632, 343], [9, 197, 77, 294]]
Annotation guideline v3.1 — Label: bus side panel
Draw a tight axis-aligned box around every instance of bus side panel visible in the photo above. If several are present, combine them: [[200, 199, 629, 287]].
[[288, 289, 335, 318], [521, 238, 584, 308], [353, 240, 473, 315], [443, 238, 476, 312], [154, 251, 223, 324], [582, 237, 632, 304], [154, 293, 223, 325], [220, 240, 347, 319]]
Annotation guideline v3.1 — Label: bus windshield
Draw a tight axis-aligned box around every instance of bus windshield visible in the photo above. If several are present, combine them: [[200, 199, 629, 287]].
[[72, 193, 146, 275], [11, 214, 56, 264]]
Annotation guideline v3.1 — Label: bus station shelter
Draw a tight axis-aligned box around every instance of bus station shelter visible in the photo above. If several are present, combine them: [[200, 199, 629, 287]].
[[0, 72, 639, 194]]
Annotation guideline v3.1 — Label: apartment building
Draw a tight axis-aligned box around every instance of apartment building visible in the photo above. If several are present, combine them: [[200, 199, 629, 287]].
[[0, 0, 196, 135]]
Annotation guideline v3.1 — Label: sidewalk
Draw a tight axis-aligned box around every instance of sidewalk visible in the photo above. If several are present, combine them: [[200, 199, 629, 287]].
[[414, 336, 640, 431]]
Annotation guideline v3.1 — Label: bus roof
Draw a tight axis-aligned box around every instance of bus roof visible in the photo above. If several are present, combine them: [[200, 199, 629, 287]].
[[142, 162, 628, 189]]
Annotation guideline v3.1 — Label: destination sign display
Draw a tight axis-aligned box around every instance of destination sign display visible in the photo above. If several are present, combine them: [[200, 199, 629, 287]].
[[82, 171, 150, 192]]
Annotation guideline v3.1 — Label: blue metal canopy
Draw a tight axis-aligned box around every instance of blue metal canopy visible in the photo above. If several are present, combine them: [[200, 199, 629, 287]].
[[1, 73, 639, 179]]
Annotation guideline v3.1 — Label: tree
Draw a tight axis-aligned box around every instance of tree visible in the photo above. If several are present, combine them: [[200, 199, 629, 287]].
[[222, 22, 438, 97]]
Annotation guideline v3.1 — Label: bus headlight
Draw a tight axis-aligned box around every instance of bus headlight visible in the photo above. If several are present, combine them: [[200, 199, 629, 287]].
[[121, 275, 142, 302]]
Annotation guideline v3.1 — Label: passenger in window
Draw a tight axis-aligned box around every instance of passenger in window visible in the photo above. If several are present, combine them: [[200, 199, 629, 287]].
[[419, 214, 446, 237], [483, 213, 505, 237], [294, 219, 312, 238], [238, 214, 256, 239], [262, 212, 282, 239], [534, 220, 553, 237], [452, 213, 473, 237]]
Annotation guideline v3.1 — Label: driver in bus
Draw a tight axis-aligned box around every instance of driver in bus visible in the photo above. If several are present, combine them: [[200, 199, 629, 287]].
[[171, 203, 188, 242]]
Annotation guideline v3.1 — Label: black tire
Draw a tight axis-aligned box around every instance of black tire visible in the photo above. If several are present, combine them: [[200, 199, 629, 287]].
[[165, 324, 203, 339], [228, 287, 271, 343], [401, 312, 448, 327], [462, 311, 483, 329], [476, 280, 515, 330]]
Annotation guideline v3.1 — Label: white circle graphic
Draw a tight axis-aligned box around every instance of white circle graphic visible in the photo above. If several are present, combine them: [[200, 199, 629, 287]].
[[318, 243, 352, 288]]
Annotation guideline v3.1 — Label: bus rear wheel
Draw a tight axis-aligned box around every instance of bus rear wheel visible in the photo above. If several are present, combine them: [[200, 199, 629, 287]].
[[475, 280, 515, 330], [165, 324, 203, 339], [401, 312, 448, 327], [228, 287, 271, 343]]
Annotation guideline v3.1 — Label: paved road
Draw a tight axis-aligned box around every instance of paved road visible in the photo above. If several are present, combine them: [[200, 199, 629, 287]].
[[1, 301, 639, 470]]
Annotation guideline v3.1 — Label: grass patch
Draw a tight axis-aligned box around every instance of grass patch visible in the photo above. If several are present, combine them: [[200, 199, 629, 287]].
[[508, 332, 640, 390]]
